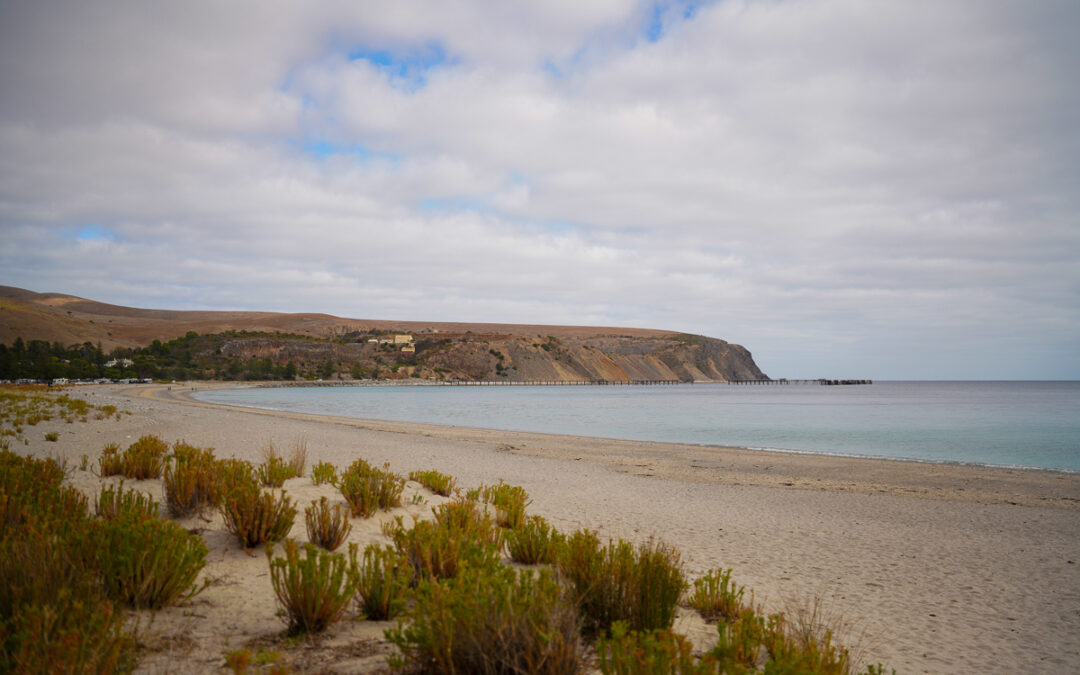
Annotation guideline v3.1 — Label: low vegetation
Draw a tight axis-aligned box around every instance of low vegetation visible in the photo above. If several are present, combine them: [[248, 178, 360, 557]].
[[386, 564, 582, 675], [352, 543, 412, 620], [219, 483, 297, 550], [267, 539, 358, 635], [408, 468, 457, 496], [304, 496, 352, 551], [337, 458, 404, 517], [2, 433, 891, 674], [558, 531, 685, 637]]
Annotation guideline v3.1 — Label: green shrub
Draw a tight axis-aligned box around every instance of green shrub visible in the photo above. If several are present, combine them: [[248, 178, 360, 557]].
[[257, 447, 295, 488], [558, 532, 685, 637], [352, 543, 411, 620], [0, 528, 134, 673], [386, 500, 502, 582], [386, 564, 581, 675], [482, 480, 531, 528], [219, 484, 297, 550], [709, 609, 764, 672], [95, 511, 209, 609], [598, 622, 707, 675], [504, 514, 564, 565], [94, 480, 159, 520], [267, 539, 357, 635], [99, 442, 123, 477], [761, 609, 852, 675], [688, 568, 745, 623], [337, 459, 404, 518], [286, 438, 307, 477], [311, 460, 337, 486], [304, 496, 352, 551], [217, 457, 257, 491], [163, 442, 220, 518], [120, 434, 169, 480], [408, 469, 457, 497], [43, 432, 58, 442]]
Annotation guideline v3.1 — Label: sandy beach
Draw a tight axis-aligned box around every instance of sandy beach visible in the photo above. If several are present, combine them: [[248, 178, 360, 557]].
[[17, 382, 1080, 674]]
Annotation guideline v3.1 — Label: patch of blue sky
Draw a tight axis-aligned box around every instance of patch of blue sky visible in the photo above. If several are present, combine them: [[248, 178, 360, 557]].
[[348, 42, 452, 91], [298, 140, 401, 164], [644, 1, 713, 42], [60, 225, 117, 241]]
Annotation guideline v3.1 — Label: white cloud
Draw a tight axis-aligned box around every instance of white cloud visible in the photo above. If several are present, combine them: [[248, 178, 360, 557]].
[[1, 0, 1078, 379]]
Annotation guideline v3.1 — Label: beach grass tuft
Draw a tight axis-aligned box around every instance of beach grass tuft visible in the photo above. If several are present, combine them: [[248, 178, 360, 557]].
[[482, 480, 531, 529], [163, 441, 220, 518], [386, 564, 582, 675], [266, 539, 357, 636], [94, 479, 159, 520], [337, 459, 404, 518], [310, 460, 337, 486], [94, 511, 209, 609], [219, 484, 297, 550], [408, 469, 457, 496], [351, 543, 412, 620], [558, 531, 685, 637], [386, 499, 502, 582], [687, 568, 746, 623], [597, 622, 701, 675], [504, 513, 564, 565], [304, 496, 352, 551]]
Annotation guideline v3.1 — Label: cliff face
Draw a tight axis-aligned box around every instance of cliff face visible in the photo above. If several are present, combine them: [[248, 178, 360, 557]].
[[0, 286, 769, 382]]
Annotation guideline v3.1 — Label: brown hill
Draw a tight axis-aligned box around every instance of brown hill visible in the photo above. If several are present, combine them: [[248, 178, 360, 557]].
[[0, 285, 768, 382]]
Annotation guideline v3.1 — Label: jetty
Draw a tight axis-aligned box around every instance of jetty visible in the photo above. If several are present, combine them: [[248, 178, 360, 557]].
[[729, 378, 873, 385]]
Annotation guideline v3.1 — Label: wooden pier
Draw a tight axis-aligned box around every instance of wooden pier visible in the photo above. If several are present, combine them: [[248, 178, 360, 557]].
[[443, 379, 682, 386], [729, 378, 873, 386]]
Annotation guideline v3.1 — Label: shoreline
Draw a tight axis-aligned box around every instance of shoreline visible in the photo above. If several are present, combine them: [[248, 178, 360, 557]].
[[18, 383, 1080, 673], [171, 382, 1080, 510]]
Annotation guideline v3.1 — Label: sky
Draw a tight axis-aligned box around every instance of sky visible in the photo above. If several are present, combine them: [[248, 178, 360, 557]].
[[1, 0, 1078, 380]]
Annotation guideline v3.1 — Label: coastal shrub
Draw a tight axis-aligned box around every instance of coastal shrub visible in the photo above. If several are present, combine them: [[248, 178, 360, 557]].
[[337, 459, 404, 518], [219, 484, 297, 549], [408, 469, 457, 497], [482, 480, 531, 528], [352, 543, 411, 620], [287, 438, 307, 477], [311, 460, 337, 486], [120, 434, 169, 480], [43, 432, 58, 442], [94, 480, 159, 520], [1, 527, 134, 673], [558, 531, 685, 637], [99, 442, 124, 477], [217, 457, 257, 491], [597, 622, 706, 675], [95, 511, 209, 609], [304, 496, 352, 551], [504, 514, 564, 565], [709, 609, 765, 672], [387, 501, 502, 582], [266, 539, 357, 635], [163, 442, 219, 518], [257, 443, 298, 487], [761, 600, 855, 675], [687, 568, 746, 622], [0, 450, 136, 672], [386, 564, 582, 675]]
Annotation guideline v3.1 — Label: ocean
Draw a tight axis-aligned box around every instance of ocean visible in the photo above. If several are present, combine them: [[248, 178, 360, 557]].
[[192, 381, 1080, 473]]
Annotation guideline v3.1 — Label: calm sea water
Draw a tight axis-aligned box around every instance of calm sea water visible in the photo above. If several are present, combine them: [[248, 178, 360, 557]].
[[193, 381, 1080, 473]]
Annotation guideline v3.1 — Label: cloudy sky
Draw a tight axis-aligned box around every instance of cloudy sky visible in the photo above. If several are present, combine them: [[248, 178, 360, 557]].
[[1, 1, 1077, 380]]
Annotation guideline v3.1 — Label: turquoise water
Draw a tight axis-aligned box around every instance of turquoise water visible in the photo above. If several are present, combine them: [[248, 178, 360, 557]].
[[193, 381, 1080, 472]]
